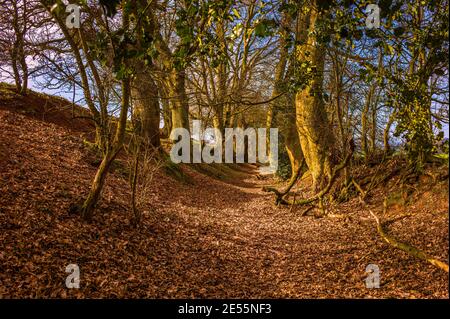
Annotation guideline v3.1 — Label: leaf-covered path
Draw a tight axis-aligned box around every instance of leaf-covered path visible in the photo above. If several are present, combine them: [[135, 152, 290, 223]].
[[0, 107, 448, 298], [149, 165, 448, 298]]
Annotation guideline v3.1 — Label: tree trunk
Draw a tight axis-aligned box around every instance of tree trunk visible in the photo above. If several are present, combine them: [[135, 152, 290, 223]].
[[284, 114, 303, 179], [167, 69, 190, 132], [384, 111, 395, 155], [213, 19, 227, 137], [363, 51, 382, 158], [161, 96, 172, 138], [266, 43, 288, 147], [155, 81, 171, 138], [267, 5, 289, 151], [370, 97, 378, 154], [295, 6, 333, 191], [81, 77, 131, 221], [361, 85, 374, 159], [11, 49, 22, 94], [81, 151, 116, 221], [11, 0, 27, 95], [132, 69, 161, 147], [18, 37, 28, 95]]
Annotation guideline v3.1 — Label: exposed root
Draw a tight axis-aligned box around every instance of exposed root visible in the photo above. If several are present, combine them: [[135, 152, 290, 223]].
[[355, 182, 449, 273], [367, 202, 448, 273], [351, 178, 366, 200], [262, 158, 305, 205], [286, 144, 353, 206], [300, 205, 315, 216]]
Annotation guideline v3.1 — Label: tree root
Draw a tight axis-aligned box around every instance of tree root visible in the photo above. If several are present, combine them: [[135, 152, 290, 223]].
[[351, 178, 366, 200], [285, 147, 353, 206], [355, 183, 449, 273], [367, 203, 449, 273], [262, 159, 305, 205], [300, 205, 316, 216], [265, 139, 354, 209]]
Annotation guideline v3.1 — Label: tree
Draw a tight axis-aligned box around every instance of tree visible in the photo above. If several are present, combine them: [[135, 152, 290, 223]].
[[0, 0, 40, 94], [41, 0, 135, 220], [129, 0, 161, 148], [294, 1, 334, 191]]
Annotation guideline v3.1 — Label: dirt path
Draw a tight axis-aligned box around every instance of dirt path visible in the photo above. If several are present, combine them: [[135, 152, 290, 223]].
[[146, 165, 448, 298]]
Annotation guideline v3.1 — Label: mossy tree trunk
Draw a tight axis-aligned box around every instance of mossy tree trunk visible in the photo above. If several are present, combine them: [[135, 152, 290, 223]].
[[266, 8, 289, 149], [295, 5, 333, 191], [213, 18, 227, 138], [81, 77, 131, 221], [80, 150, 116, 221], [132, 68, 161, 148], [284, 112, 303, 179], [361, 84, 374, 159], [166, 69, 190, 133]]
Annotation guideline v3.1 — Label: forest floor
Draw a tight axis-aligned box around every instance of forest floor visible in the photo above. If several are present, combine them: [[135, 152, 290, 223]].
[[0, 84, 448, 298]]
